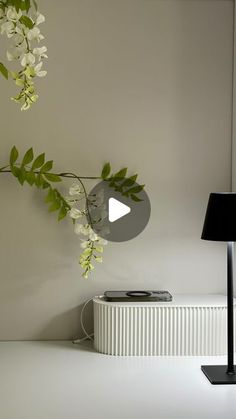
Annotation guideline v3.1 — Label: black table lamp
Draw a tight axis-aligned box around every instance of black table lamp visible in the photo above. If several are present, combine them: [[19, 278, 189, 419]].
[[201, 192, 236, 384]]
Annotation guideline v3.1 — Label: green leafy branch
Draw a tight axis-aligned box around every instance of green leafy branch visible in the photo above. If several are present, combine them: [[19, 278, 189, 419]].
[[3, 145, 69, 221], [0, 146, 145, 278], [101, 162, 144, 202], [0, 147, 145, 222]]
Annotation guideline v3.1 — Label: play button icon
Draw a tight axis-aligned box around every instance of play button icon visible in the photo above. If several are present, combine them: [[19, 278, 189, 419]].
[[87, 179, 151, 242], [108, 198, 131, 222]]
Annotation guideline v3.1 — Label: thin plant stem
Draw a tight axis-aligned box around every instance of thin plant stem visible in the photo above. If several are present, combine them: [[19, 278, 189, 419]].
[[0, 165, 10, 171], [0, 169, 100, 180]]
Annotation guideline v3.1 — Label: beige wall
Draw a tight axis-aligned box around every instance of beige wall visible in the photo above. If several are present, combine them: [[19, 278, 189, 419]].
[[0, 0, 233, 339]]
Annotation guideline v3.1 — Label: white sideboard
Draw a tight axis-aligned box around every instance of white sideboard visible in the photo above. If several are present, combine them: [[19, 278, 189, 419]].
[[93, 294, 236, 356]]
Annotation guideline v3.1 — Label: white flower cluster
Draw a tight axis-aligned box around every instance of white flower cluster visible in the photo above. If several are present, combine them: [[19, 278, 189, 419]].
[[67, 181, 108, 278], [76, 224, 108, 279], [0, 4, 47, 110]]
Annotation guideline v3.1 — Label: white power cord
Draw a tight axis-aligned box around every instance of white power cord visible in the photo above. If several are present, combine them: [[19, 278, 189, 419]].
[[73, 295, 103, 344]]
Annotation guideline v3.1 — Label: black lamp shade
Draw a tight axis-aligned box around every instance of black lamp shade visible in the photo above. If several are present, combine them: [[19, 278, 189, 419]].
[[201, 193, 236, 242]]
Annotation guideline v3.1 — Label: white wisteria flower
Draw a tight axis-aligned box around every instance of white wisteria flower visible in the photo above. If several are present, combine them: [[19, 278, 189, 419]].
[[69, 208, 83, 220], [7, 36, 27, 62], [14, 25, 24, 36], [35, 12, 45, 25], [65, 197, 79, 205], [89, 230, 98, 241], [34, 61, 47, 77], [78, 231, 108, 278], [0, 2, 48, 110], [69, 182, 82, 196], [33, 46, 47, 61], [94, 256, 103, 263], [97, 237, 108, 246], [65, 181, 109, 278], [20, 51, 35, 67], [27, 26, 44, 42], [6, 6, 22, 22], [74, 223, 91, 236], [1, 21, 15, 37], [80, 240, 89, 249], [21, 100, 31, 111], [12, 32, 26, 46]]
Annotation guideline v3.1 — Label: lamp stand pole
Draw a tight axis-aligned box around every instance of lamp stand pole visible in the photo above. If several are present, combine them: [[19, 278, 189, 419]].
[[201, 241, 236, 384], [227, 242, 235, 374]]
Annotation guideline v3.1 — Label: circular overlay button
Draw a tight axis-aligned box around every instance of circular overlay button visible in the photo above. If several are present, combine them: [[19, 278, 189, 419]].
[[87, 180, 151, 242]]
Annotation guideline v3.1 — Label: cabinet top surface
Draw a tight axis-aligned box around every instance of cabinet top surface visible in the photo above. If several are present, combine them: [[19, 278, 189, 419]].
[[93, 294, 236, 307]]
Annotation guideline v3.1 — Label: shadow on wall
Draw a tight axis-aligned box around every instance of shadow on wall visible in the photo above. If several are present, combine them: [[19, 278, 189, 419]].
[[37, 301, 94, 341]]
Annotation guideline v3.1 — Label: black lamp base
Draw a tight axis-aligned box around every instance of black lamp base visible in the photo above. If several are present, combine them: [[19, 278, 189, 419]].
[[201, 365, 236, 384]]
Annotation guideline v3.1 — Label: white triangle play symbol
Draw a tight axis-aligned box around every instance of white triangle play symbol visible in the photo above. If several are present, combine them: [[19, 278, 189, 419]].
[[108, 197, 131, 222]]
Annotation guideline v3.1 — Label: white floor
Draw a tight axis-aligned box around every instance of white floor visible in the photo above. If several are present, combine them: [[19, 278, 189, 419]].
[[1, 341, 236, 419]]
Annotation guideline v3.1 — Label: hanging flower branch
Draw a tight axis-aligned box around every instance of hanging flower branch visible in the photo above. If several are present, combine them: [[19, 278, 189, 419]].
[[0, 0, 47, 110], [0, 146, 144, 279]]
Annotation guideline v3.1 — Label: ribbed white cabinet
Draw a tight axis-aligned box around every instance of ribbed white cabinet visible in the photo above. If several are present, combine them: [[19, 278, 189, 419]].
[[93, 295, 236, 356]]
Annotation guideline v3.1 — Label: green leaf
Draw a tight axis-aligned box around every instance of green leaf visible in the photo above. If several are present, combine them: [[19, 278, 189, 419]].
[[24, 0, 31, 12], [114, 186, 123, 193], [19, 16, 34, 29], [17, 167, 26, 185], [11, 166, 21, 178], [40, 160, 53, 173], [13, 0, 21, 12], [129, 174, 138, 182], [131, 194, 143, 202], [34, 173, 44, 188], [43, 173, 62, 182], [49, 201, 61, 212], [14, 0, 25, 11], [126, 185, 145, 194], [22, 147, 34, 167], [0, 63, 9, 80], [45, 188, 55, 203], [32, 153, 45, 170], [58, 206, 68, 221], [42, 181, 50, 189], [101, 162, 111, 179], [113, 168, 127, 180], [109, 180, 116, 187], [10, 146, 19, 166], [25, 171, 35, 186], [121, 174, 138, 187]]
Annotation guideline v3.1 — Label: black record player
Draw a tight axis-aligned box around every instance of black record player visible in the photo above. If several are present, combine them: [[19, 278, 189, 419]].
[[104, 290, 172, 302]]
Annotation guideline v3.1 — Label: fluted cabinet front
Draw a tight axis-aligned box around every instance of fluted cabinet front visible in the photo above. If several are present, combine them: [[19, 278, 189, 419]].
[[93, 298, 236, 356]]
